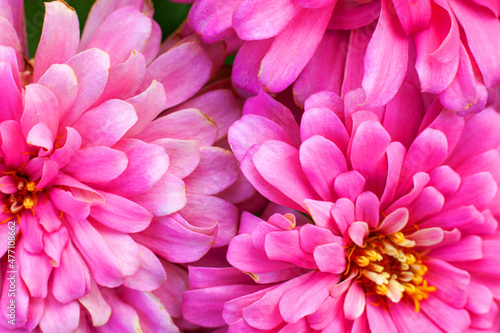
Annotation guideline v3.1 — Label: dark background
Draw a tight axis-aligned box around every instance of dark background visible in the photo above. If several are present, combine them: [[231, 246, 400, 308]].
[[24, 0, 191, 58]]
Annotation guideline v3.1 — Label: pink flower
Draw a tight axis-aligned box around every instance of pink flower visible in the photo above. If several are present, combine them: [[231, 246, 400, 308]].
[[0, 0, 251, 331], [182, 0, 500, 114], [182, 87, 500, 331]]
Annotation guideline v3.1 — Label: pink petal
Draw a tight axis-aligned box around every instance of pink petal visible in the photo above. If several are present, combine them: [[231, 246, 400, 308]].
[[98, 288, 141, 331], [175, 89, 243, 141], [63, 146, 128, 183], [233, 0, 300, 40], [91, 50, 147, 106], [300, 107, 349, 154], [98, 140, 169, 197], [33, 1, 79, 81], [406, 186, 445, 224], [63, 49, 110, 127], [406, 227, 444, 247], [341, 27, 372, 95], [137, 108, 218, 147], [430, 235, 483, 262], [313, 242, 346, 274], [39, 295, 79, 333], [152, 138, 200, 179], [466, 281, 493, 315], [72, 99, 137, 148], [438, 43, 487, 115], [259, 5, 334, 92], [21, 83, 59, 139], [43, 226, 69, 267], [420, 294, 471, 332], [232, 39, 273, 96], [189, 0, 239, 40], [390, 301, 442, 332], [355, 191, 379, 229], [425, 258, 470, 308], [265, 230, 316, 269], [0, 120, 28, 168], [303, 200, 337, 233], [146, 41, 212, 108], [393, 0, 431, 34], [123, 244, 166, 291], [383, 82, 424, 149], [49, 187, 90, 220], [124, 80, 167, 138], [35, 195, 62, 232], [19, 243, 52, 298], [348, 221, 369, 247], [361, 0, 408, 107], [50, 127, 82, 168], [344, 281, 366, 320], [90, 191, 152, 233], [300, 135, 347, 202], [26, 122, 53, 156], [37, 63, 78, 121], [442, 172, 497, 211], [52, 240, 90, 303], [328, 2, 380, 30], [65, 215, 124, 287], [0, 59, 22, 122], [184, 147, 238, 195], [330, 197, 355, 238], [366, 295, 398, 333], [451, 0, 500, 87], [280, 271, 340, 324], [243, 91, 301, 147], [180, 194, 238, 247], [86, 7, 152, 65], [379, 142, 406, 209], [253, 140, 320, 209], [132, 214, 215, 263], [19, 211, 43, 253], [414, 0, 460, 93], [130, 172, 187, 217], [293, 30, 348, 107], [377, 207, 409, 234]]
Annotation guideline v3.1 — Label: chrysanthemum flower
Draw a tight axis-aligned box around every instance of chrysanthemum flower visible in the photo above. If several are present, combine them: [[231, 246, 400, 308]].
[[183, 85, 500, 331], [179, 0, 500, 114], [0, 0, 251, 331]]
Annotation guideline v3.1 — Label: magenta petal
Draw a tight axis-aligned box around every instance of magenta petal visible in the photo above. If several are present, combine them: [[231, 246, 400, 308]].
[[265, 230, 316, 269], [361, 0, 408, 107], [406, 227, 444, 247], [259, 5, 334, 92], [63, 146, 127, 183], [19, 211, 43, 253], [90, 191, 152, 233], [313, 242, 346, 274], [430, 235, 483, 262], [34, 1, 79, 81], [153, 138, 200, 179], [393, 0, 431, 34], [420, 294, 471, 332], [390, 300, 441, 332], [355, 191, 379, 229], [19, 242, 52, 298], [233, 0, 300, 40], [146, 41, 212, 108], [366, 295, 398, 333]]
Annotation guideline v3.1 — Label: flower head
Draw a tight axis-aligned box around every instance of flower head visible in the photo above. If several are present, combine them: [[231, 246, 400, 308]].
[[0, 0, 251, 331], [183, 0, 500, 114], [183, 86, 500, 331]]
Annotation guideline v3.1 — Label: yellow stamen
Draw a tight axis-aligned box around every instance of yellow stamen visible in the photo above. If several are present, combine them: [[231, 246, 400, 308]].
[[355, 256, 370, 267], [388, 231, 405, 244]]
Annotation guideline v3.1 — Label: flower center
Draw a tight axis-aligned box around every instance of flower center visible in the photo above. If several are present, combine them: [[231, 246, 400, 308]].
[[345, 231, 435, 312], [3, 176, 39, 215]]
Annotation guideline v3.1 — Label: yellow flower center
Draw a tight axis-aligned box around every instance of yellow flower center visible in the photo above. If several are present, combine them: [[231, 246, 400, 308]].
[[345, 231, 436, 312], [3, 177, 40, 216]]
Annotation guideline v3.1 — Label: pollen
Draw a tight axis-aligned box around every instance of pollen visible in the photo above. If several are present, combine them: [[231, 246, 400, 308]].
[[2, 174, 40, 216], [345, 231, 435, 312]]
